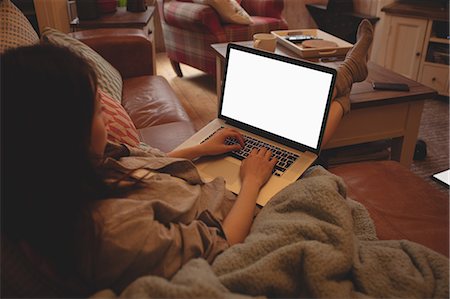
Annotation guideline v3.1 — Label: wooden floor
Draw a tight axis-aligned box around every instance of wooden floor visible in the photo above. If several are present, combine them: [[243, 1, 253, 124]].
[[156, 52, 218, 131], [156, 52, 449, 193]]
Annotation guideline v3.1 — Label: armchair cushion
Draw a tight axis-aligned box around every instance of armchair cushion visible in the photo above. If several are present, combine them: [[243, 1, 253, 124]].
[[121, 76, 191, 129], [241, 0, 285, 19], [193, 0, 253, 25], [0, 0, 39, 54], [41, 27, 123, 104], [224, 16, 286, 40], [164, 1, 224, 35]]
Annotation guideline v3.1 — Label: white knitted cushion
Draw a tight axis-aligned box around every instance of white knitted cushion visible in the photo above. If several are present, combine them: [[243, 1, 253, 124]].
[[41, 27, 123, 103], [0, 0, 39, 54]]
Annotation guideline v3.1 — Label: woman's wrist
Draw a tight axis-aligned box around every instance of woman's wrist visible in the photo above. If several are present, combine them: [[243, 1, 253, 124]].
[[167, 144, 205, 160], [190, 144, 209, 159], [241, 176, 264, 192]]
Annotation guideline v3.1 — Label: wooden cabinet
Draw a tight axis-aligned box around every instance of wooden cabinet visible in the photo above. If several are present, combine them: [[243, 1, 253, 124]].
[[376, 2, 449, 96], [384, 16, 427, 80], [420, 64, 448, 94], [418, 20, 449, 96]]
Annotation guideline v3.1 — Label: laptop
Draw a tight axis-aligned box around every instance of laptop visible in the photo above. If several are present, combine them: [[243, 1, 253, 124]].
[[175, 43, 336, 206]]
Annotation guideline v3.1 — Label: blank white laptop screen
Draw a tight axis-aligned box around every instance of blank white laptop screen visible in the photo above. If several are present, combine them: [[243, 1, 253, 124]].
[[221, 48, 333, 150]]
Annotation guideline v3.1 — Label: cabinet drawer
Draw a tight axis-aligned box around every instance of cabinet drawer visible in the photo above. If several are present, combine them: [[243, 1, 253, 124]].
[[420, 64, 449, 95]]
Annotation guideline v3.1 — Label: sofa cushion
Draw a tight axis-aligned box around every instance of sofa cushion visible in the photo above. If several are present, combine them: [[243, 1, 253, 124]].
[[138, 121, 196, 153], [122, 76, 191, 129], [99, 89, 140, 147], [0, 0, 39, 54], [193, 0, 253, 25], [329, 161, 449, 257], [41, 27, 123, 104]]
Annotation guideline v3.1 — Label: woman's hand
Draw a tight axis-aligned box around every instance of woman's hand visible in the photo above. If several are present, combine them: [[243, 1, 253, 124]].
[[240, 147, 277, 190], [168, 128, 244, 160], [200, 128, 245, 157]]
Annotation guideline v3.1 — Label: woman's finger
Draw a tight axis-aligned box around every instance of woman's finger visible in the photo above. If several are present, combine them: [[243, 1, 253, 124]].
[[264, 149, 273, 159], [257, 147, 267, 156], [270, 156, 278, 165], [227, 132, 244, 147]]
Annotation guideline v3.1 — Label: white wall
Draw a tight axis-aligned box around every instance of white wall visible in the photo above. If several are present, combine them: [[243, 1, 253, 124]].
[[282, 0, 328, 29], [353, 0, 397, 63]]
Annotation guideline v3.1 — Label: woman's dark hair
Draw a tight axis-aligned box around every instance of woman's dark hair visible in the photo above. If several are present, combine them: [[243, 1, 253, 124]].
[[1, 44, 118, 279]]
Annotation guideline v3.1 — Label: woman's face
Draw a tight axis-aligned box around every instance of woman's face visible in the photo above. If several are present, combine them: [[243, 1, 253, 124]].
[[90, 92, 107, 159]]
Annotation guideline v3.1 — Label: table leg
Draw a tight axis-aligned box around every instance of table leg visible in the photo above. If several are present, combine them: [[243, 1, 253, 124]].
[[215, 56, 224, 95], [391, 100, 425, 167], [145, 15, 157, 75], [216, 56, 224, 110]]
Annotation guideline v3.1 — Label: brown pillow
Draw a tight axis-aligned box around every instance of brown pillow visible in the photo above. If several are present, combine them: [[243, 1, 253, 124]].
[[99, 89, 140, 147], [193, 0, 253, 25]]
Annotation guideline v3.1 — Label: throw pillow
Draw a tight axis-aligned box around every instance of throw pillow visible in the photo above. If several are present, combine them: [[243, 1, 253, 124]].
[[41, 27, 123, 104], [98, 89, 140, 147], [0, 0, 39, 54], [193, 0, 252, 25]]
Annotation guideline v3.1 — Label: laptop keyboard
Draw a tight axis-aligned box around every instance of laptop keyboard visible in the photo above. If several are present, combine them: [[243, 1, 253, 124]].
[[203, 128, 299, 177]]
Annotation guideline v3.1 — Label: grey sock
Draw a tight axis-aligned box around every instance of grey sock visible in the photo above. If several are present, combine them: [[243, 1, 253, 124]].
[[335, 19, 374, 97]]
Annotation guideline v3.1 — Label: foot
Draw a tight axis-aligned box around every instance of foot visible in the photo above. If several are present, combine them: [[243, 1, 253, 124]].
[[347, 19, 374, 80], [335, 19, 374, 97]]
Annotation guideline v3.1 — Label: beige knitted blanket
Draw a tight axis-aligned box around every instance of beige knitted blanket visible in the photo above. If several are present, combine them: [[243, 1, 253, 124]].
[[119, 166, 449, 298]]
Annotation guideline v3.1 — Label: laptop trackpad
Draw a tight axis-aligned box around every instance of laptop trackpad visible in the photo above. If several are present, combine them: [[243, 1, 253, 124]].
[[197, 157, 240, 185]]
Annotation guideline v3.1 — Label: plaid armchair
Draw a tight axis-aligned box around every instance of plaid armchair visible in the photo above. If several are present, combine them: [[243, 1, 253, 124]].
[[157, 0, 288, 77]]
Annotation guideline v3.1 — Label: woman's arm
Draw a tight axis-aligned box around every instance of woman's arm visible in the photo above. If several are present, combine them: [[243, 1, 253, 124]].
[[167, 128, 245, 160], [170, 128, 276, 244], [90, 201, 231, 290], [222, 148, 276, 245]]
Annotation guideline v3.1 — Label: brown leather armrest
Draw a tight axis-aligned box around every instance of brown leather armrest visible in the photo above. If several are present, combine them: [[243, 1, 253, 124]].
[[69, 28, 154, 78]]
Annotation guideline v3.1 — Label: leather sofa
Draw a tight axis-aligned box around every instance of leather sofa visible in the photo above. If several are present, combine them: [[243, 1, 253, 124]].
[[69, 28, 196, 153], [330, 160, 448, 257]]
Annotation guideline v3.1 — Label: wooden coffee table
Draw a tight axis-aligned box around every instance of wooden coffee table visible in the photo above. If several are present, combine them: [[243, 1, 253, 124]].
[[212, 41, 437, 168]]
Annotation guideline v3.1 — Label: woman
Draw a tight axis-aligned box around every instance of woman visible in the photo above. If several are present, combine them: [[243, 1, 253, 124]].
[[2, 44, 276, 295], [1, 19, 372, 296]]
